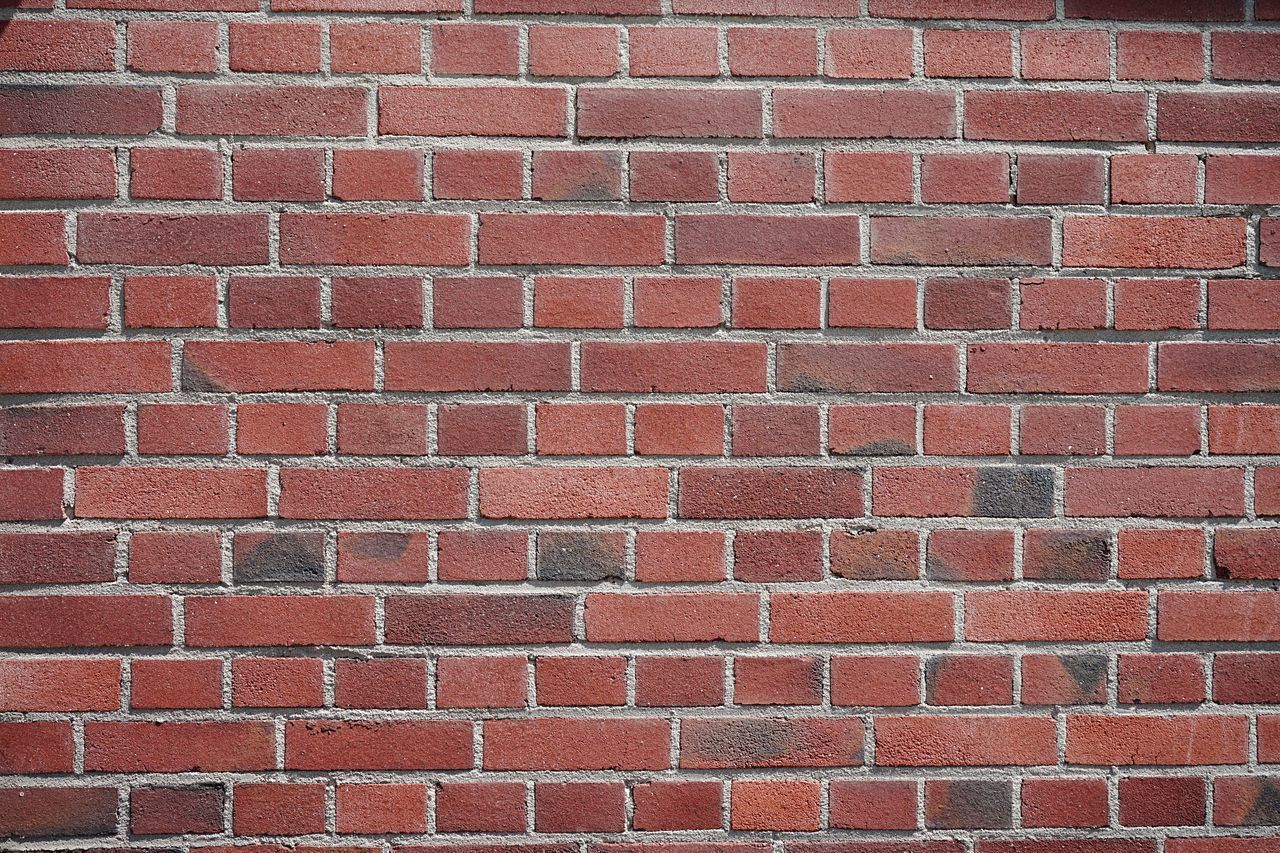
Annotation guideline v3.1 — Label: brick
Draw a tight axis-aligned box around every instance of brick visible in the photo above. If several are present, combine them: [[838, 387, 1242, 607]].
[[965, 590, 1148, 641], [0, 787, 117, 839], [826, 152, 914, 202], [827, 28, 913, 79], [579, 88, 762, 138], [772, 592, 954, 643], [774, 89, 956, 138], [386, 594, 572, 645], [582, 342, 766, 392], [128, 21, 218, 72], [437, 656, 527, 708], [529, 24, 619, 77], [1065, 466, 1244, 518], [585, 592, 758, 642], [1064, 216, 1246, 269], [968, 343, 1149, 394], [1113, 154, 1199, 204], [331, 23, 421, 73], [85, 720, 274, 772], [533, 151, 624, 202], [732, 779, 820, 830], [876, 715, 1057, 766], [1017, 154, 1106, 204], [1022, 777, 1109, 828], [433, 150, 523, 199], [435, 780, 526, 832], [233, 782, 325, 835], [124, 274, 218, 328], [286, 719, 473, 770], [1119, 31, 1203, 80], [480, 213, 663, 265], [381, 86, 568, 136], [830, 779, 918, 829], [0, 212, 68, 265], [177, 84, 367, 136], [1160, 93, 1280, 142], [483, 718, 670, 770], [629, 26, 718, 77], [779, 343, 958, 393], [873, 466, 1054, 518], [926, 779, 1012, 829], [682, 717, 864, 768], [187, 595, 375, 647], [131, 785, 223, 835], [0, 275, 111, 330], [1066, 714, 1248, 765], [0, 148, 115, 199], [925, 29, 1013, 77], [871, 216, 1052, 265], [729, 27, 817, 76], [0, 659, 120, 711], [0, 85, 162, 135], [1021, 29, 1109, 80], [678, 214, 858, 265], [77, 467, 266, 519], [680, 467, 863, 519], [78, 213, 268, 265], [1159, 591, 1280, 641]]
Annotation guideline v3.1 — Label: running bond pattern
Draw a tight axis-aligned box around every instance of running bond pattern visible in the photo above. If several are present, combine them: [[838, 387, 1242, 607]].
[[4, 0, 1280, 849]]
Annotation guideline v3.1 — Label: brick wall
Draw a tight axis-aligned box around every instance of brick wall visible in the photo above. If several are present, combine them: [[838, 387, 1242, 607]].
[[3, 0, 1280, 847]]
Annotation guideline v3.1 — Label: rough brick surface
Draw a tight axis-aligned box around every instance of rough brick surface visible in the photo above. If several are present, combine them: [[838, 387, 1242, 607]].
[[1, 1, 1279, 849]]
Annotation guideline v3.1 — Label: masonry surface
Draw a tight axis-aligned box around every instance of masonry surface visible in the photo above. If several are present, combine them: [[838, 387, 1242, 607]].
[[5, 0, 1280, 849]]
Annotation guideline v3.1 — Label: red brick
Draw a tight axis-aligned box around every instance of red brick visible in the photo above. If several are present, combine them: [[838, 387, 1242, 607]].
[[826, 152, 914, 202], [827, 28, 913, 79], [85, 720, 274, 772], [876, 715, 1057, 766], [965, 590, 1148, 642], [680, 466, 863, 519], [734, 529, 822, 582], [633, 780, 722, 830], [236, 403, 328, 455], [1019, 405, 1106, 456], [435, 780, 526, 833], [630, 25, 718, 77], [924, 29, 1013, 77], [233, 782, 326, 835], [1118, 30, 1203, 80], [0, 20, 114, 71], [386, 594, 571, 645], [0, 212, 68, 265], [1160, 92, 1280, 142], [580, 88, 762, 138], [922, 153, 1009, 203], [872, 215, 1052, 265], [1160, 591, 1280, 642], [772, 591, 953, 643], [0, 275, 110, 330], [0, 148, 115, 200], [337, 783, 428, 834], [337, 401, 426, 454], [1019, 278, 1107, 330], [1065, 466, 1244, 518], [481, 212, 664, 265], [683, 717, 864, 768], [381, 85, 567, 137], [529, 24, 619, 77], [77, 466, 266, 519], [0, 786, 117, 838], [286, 719, 473, 770], [731, 779, 820, 831], [130, 658, 222, 709], [0, 659, 120, 712], [1067, 714, 1248, 765], [536, 403, 627, 456], [967, 91, 1148, 141], [483, 718, 671, 770], [188, 595, 375, 647], [434, 149, 524, 199], [1115, 278, 1201, 331], [128, 21, 218, 72], [1017, 154, 1106, 204], [280, 212, 469, 265], [830, 779, 918, 829], [432, 22, 518, 75], [774, 89, 956, 138], [829, 404, 916, 457], [386, 342, 570, 392], [583, 342, 766, 393], [536, 781, 626, 832], [1022, 777, 1109, 828], [779, 342, 958, 393], [534, 275, 625, 327], [129, 785, 224, 840], [436, 655, 527, 708], [124, 274, 218, 328], [533, 150, 624, 202], [729, 26, 817, 76], [229, 22, 322, 72], [635, 403, 725, 455], [331, 23, 421, 73], [630, 151, 720, 202], [178, 84, 367, 136], [78, 212, 267, 265], [1021, 29, 1109, 79], [232, 658, 324, 708], [586, 592, 758, 642], [0, 85, 162, 136], [968, 342, 1148, 394]]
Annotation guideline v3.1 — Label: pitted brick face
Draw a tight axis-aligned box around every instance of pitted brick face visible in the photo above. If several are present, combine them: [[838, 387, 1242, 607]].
[[4, 0, 1280, 848]]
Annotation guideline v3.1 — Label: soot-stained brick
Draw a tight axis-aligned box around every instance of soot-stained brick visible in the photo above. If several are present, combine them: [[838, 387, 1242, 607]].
[[973, 466, 1054, 518], [536, 531, 625, 581], [925, 779, 1013, 829], [233, 530, 325, 583], [1024, 528, 1111, 580]]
